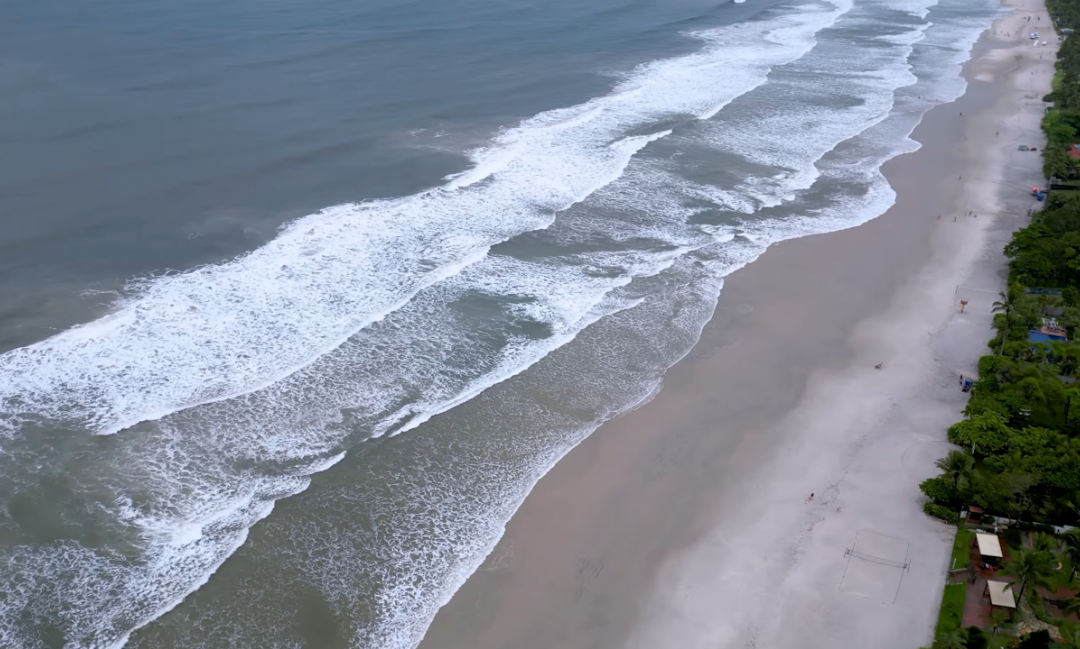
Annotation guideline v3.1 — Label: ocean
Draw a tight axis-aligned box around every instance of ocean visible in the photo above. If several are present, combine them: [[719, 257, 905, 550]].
[[0, 0, 1001, 646]]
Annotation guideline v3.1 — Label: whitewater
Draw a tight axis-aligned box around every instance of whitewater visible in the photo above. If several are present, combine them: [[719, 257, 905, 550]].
[[0, 0, 1003, 645]]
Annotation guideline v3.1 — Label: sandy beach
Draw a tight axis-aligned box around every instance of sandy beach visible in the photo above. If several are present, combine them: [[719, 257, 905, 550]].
[[416, 0, 1057, 647]]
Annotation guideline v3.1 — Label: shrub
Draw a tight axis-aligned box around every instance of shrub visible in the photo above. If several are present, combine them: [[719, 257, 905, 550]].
[[964, 626, 988, 649], [921, 477, 960, 505], [1018, 629, 1051, 649], [924, 502, 959, 524], [934, 584, 967, 640]]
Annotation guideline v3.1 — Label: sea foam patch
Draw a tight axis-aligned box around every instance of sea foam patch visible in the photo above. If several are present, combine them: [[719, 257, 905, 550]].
[[0, 2, 858, 647]]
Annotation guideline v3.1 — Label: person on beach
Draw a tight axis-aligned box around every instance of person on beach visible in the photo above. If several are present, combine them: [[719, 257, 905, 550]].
[[808, 493, 814, 502]]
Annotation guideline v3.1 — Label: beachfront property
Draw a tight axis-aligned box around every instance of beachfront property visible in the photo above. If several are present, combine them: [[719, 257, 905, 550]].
[[1028, 317, 1068, 342]]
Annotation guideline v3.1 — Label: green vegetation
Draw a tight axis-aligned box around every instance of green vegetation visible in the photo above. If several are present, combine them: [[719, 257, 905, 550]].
[[920, 6, 1080, 647], [1001, 546, 1057, 600], [935, 584, 968, 640], [1043, 0, 1080, 182], [917, 268, 1080, 523], [952, 526, 974, 571]]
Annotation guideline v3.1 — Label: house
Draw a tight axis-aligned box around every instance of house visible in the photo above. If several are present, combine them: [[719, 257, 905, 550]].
[[1029, 317, 1068, 343]]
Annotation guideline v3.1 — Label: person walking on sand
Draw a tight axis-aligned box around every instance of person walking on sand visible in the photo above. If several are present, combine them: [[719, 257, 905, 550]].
[[808, 492, 814, 502]]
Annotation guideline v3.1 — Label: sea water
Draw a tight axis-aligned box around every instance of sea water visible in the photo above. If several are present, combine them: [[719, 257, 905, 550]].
[[0, 0, 1001, 645]]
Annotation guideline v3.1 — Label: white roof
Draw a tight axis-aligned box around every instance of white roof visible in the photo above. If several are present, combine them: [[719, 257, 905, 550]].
[[987, 580, 1017, 608], [976, 533, 1004, 558]]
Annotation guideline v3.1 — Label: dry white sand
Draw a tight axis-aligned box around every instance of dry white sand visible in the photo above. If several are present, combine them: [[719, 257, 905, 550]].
[[418, 1, 1057, 647], [626, 2, 1056, 647]]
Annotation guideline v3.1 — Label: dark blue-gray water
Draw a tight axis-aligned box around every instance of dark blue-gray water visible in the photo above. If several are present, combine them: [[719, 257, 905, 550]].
[[0, 0, 1000, 646]]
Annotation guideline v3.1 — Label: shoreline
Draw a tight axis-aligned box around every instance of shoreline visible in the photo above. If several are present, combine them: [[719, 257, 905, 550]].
[[417, 0, 1055, 647]]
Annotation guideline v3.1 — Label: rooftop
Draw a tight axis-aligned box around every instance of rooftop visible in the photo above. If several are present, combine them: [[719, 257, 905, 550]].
[[976, 533, 1004, 559], [986, 580, 1017, 609]]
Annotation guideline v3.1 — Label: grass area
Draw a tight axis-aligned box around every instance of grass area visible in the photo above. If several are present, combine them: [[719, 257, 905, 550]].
[[935, 583, 967, 639], [952, 526, 974, 572], [988, 634, 1011, 649], [1053, 65, 1064, 93]]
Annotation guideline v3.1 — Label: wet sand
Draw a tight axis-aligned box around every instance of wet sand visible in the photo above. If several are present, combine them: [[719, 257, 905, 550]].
[[418, 0, 1055, 646]]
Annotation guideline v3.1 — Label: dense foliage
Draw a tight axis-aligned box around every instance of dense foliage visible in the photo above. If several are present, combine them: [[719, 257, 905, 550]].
[[1005, 194, 1080, 289], [1050, 0, 1080, 30], [1044, 0, 1080, 180], [919, 287, 1080, 524], [920, 14, 1080, 527], [921, 12, 1080, 648]]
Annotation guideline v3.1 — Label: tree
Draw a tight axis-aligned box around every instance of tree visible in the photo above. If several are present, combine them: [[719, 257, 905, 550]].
[[1018, 629, 1052, 649], [933, 629, 968, 649], [1062, 596, 1080, 618], [1002, 547, 1057, 601], [921, 477, 960, 505], [1060, 624, 1080, 649], [1032, 531, 1059, 555], [1066, 388, 1080, 432], [990, 609, 1013, 639], [994, 285, 1026, 353], [936, 451, 976, 488], [948, 411, 1015, 456], [1064, 529, 1080, 581], [964, 626, 988, 649]]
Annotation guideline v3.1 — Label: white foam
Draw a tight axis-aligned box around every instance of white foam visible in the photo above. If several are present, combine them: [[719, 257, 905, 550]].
[[0, 0, 852, 443], [0, 0, 1012, 647]]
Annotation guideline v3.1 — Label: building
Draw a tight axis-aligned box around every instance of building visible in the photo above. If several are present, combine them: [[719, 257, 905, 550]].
[[1029, 317, 1068, 343]]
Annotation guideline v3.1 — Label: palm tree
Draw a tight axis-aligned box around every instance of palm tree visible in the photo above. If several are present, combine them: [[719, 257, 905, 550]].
[[935, 450, 975, 488], [1064, 528, 1080, 581], [990, 609, 1012, 639], [1061, 623, 1080, 649], [1065, 391, 1080, 433], [1062, 596, 1080, 619], [994, 286, 1024, 354], [1048, 340, 1080, 375], [932, 628, 967, 649], [1002, 546, 1058, 601], [1032, 531, 1059, 555]]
